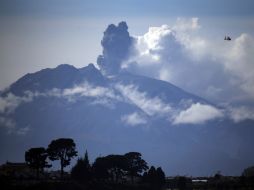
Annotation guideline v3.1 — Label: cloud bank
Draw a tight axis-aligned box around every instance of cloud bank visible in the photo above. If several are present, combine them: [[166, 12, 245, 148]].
[[121, 112, 147, 126], [173, 103, 223, 125], [120, 18, 254, 103], [228, 106, 254, 123], [1, 80, 253, 131], [116, 84, 172, 116]]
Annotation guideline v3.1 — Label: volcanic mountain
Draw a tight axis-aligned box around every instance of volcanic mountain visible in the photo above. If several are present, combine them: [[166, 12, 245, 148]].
[[1, 22, 254, 176]]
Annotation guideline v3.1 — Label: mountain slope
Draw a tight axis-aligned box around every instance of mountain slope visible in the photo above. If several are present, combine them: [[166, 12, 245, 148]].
[[1, 64, 254, 176]]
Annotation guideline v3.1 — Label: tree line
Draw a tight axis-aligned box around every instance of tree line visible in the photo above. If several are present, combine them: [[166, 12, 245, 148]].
[[25, 138, 166, 189]]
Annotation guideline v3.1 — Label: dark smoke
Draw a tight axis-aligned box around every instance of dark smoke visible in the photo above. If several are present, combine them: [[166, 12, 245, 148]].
[[97, 21, 134, 75]]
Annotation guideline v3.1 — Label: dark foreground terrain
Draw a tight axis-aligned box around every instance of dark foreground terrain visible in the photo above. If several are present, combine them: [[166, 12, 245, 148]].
[[1, 176, 254, 190]]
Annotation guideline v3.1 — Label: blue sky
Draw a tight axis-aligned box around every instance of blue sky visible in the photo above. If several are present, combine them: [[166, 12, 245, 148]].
[[0, 0, 254, 103], [1, 0, 254, 18]]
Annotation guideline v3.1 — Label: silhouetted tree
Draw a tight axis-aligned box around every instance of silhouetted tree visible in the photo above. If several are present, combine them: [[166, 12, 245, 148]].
[[146, 166, 166, 189], [147, 166, 157, 187], [71, 150, 91, 183], [92, 154, 127, 183], [124, 152, 148, 183], [142, 171, 148, 183], [47, 138, 77, 179], [92, 157, 110, 181], [108, 154, 127, 183], [25, 147, 51, 179], [156, 167, 166, 187]]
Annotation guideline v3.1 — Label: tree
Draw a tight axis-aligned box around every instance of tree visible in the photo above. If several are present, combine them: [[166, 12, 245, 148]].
[[25, 147, 51, 179], [71, 150, 91, 183], [147, 166, 157, 185], [124, 152, 148, 183], [47, 138, 77, 179], [105, 154, 127, 183], [156, 167, 166, 187], [92, 157, 110, 181], [92, 154, 127, 183], [146, 166, 166, 189]]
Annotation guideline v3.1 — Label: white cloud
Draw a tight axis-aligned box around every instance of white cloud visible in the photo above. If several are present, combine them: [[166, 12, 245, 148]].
[[123, 17, 254, 103], [0, 82, 123, 134], [0, 93, 32, 134], [62, 83, 121, 101], [173, 103, 224, 125], [228, 106, 254, 122], [0, 83, 123, 114], [0, 92, 33, 114], [121, 112, 147, 126], [222, 33, 254, 98], [116, 84, 172, 116]]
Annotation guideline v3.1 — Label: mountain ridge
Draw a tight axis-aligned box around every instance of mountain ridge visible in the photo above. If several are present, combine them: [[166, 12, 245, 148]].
[[1, 63, 254, 176]]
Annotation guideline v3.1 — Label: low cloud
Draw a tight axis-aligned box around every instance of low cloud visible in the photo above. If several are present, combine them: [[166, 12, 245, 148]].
[[1, 80, 253, 132], [173, 103, 224, 125], [0, 116, 29, 135], [0, 82, 123, 134], [116, 84, 172, 116], [61, 83, 122, 103], [121, 112, 147, 126], [0, 83, 122, 115], [228, 106, 254, 122], [0, 92, 33, 114]]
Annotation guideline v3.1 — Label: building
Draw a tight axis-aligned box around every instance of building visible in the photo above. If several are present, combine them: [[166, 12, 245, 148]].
[[0, 162, 35, 179]]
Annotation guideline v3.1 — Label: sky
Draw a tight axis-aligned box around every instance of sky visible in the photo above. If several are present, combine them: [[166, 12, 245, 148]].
[[0, 0, 254, 105]]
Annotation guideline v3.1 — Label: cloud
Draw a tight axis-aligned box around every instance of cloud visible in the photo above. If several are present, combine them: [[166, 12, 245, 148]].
[[0, 116, 29, 135], [122, 18, 254, 103], [0, 82, 123, 114], [0, 116, 15, 131], [62, 82, 122, 102], [97, 21, 134, 75], [0, 92, 33, 114], [16, 126, 30, 135], [116, 84, 172, 116], [222, 33, 254, 98], [228, 106, 254, 122], [173, 103, 224, 125], [121, 112, 147, 126], [0, 82, 123, 134], [60, 82, 124, 108]]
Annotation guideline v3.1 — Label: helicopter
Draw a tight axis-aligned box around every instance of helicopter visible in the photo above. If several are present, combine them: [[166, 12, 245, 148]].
[[224, 36, 231, 41]]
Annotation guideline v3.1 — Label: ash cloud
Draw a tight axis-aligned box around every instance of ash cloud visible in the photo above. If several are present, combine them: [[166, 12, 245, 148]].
[[97, 21, 134, 75]]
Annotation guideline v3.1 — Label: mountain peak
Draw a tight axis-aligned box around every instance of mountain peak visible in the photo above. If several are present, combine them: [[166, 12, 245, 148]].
[[86, 63, 97, 70], [6, 64, 106, 95], [55, 64, 77, 71]]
